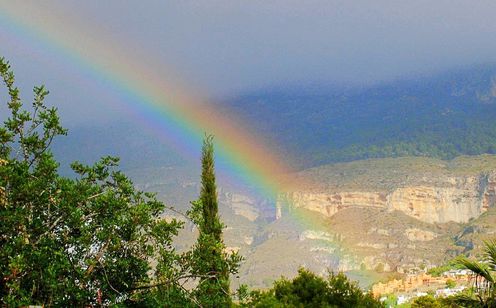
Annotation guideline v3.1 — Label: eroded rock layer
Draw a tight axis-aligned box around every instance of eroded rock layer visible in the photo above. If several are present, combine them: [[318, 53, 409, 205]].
[[279, 157, 496, 223]]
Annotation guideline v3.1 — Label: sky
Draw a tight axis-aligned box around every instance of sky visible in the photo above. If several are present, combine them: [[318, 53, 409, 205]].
[[1, 1, 496, 200], [70, 1, 496, 89], [1, 0, 496, 123]]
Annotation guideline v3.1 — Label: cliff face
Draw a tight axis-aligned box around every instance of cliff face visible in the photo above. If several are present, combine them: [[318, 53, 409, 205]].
[[280, 171, 496, 224], [281, 191, 387, 218], [220, 192, 260, 222]]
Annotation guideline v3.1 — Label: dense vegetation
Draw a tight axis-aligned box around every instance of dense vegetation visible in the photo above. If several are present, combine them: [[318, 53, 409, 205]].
[[239, 268, 382, 307], [428, 259, 465, 277], [451, 240, 496, 307], [186, 135, 242, 307], [223, 65, 496, 168], [0, 58, 240, 306]]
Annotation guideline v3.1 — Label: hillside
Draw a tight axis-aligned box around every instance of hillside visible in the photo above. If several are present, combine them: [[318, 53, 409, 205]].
[[276, 156, 496, 281], [222, 64, 496, 168], [128, 155, 496, 288], [47, 64, 496, 288], [291, 155, 496, 191], [53, 64, 496, 173]]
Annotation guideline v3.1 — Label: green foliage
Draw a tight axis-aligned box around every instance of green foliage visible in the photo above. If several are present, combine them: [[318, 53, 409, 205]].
[[427, 259, 464, 277], [226, 67, 496, 168], [199, 136, 222, 240], [187, 135, 242, 307], [411, 295, 443, 308], [239, 268, 383, 308], [446, 279, 456, 289], [0, 57, 188, 306], [382, 294, 398, 307], [450, 239, 496, 307]]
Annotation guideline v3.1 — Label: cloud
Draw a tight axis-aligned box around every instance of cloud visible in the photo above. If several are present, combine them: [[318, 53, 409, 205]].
[[4, 0, 496, 101], [82, 0, 496, 96]]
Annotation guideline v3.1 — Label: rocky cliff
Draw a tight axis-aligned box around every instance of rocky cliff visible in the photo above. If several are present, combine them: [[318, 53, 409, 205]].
[[130, 156, 496, 288], [280, 157, 496, 224]]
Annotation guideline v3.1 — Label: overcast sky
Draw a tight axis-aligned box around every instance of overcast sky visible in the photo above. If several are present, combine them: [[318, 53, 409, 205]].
[[2, 0, 496, 123], [62, 0, 496, 92]]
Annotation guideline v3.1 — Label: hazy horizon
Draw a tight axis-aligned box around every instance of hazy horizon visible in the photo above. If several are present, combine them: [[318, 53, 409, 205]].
[[2, 1, 496, 124]]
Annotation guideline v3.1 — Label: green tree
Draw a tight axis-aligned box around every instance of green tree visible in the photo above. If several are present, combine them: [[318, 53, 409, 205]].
[[446, 279, 456, 289], [0, 57, 188, 306], [411, 294, 443, 308], [188, 135, 242, 307], [450, 239, 496, 307], [382, 294, 398, 307], [240, 268, 383, 307]]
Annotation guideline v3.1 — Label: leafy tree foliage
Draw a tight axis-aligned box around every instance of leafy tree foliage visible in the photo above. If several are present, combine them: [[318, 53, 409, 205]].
[[446, 279, 457, 289], [187, 135, 242, 307], [239, 268, 383, 307], [0, 57, 187, 306], [428, 258, 464, 277], [382, 294, 398, 307], [411, 294, 444, 308], [449, 239, 496, 307]]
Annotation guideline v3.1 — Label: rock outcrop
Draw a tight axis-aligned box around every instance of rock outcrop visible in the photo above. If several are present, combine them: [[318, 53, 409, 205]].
[[279, 170, 496, 224], [220, 192, 260, 222], [404, 228, 437, 241]]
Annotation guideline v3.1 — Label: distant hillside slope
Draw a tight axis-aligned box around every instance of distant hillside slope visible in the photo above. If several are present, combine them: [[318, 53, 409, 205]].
[[52, 121, 188, 175], [273, 156, 496, 277], [221, 64, 496, 168]]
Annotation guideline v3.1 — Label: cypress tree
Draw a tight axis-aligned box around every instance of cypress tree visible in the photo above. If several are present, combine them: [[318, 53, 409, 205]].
[[188, 135, 240, 307], [200, 135, 222, 241]]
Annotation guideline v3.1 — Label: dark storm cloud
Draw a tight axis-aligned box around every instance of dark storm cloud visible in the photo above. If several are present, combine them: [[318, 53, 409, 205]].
[[2, 0, 496, 119]]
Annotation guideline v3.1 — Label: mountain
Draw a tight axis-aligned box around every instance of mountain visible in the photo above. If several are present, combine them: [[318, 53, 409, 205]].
[[56, 64, 496, 172], [277, 155, 496, 277], [125, 155, 496, 289], [221, 64, 496, 168], [49, 64, 496, 288], [52, 120, 188, 176]]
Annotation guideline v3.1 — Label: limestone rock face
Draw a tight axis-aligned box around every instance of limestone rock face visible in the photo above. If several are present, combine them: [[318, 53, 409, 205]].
[[221, 192, 260, 222], [388, 185, 479, 223], [404, 228, 437, 241], [280, 171, 496, 224], [284, 192, 387, 217]]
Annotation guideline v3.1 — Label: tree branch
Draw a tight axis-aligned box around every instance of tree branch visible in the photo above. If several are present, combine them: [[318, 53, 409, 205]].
[[33, 214, 64, 246], [85, 237, 111, 277]]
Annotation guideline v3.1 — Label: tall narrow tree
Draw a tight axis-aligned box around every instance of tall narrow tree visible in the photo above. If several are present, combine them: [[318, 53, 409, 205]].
[[200, 135, 222, 241], [188, 135, 241, 307]]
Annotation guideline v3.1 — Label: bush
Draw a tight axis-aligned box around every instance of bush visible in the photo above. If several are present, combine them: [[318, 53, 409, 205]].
[[240, 268, 384, 307]]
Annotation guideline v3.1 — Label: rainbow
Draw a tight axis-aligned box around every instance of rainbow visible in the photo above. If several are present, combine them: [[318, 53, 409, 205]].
[[0, 2, 301, 199], [0, 2, 380, 282]]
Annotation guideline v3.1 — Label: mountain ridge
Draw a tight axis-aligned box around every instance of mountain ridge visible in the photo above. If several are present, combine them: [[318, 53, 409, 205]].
[[221, 63, 496, 169]]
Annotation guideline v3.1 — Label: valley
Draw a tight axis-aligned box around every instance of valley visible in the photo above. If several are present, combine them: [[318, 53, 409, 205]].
[[128, 155, 496, 289]]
